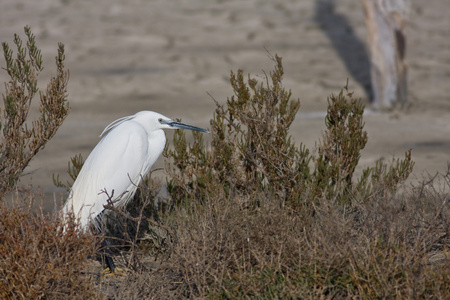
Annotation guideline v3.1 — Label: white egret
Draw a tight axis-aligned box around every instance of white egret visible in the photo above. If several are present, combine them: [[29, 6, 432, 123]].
[[62, 111, 209, 272]]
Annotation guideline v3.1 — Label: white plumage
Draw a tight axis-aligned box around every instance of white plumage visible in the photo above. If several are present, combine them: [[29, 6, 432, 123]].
[[62, 111, 209, 230]]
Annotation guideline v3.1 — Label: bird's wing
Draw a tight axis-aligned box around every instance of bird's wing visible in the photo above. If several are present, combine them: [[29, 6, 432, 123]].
[[100, 114, 136, 138], [66, 121, 149, 227]]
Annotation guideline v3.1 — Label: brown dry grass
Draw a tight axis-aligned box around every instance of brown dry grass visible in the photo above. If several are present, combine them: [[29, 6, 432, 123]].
[[126, 170, 448, 299], [1, 170, 448, 299], [0, 196, 103, 299]]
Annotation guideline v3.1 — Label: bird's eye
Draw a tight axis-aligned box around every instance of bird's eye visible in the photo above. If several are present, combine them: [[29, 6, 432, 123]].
[[158, 118, 163, 123]]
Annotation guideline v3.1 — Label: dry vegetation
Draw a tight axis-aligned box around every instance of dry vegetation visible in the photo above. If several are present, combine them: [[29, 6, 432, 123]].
[[144, 176, 449, 299], [0, 200, 101, 299], [0, 26, 69, 198], [0, 29, 449, 299], [0, 27, 101, 300]]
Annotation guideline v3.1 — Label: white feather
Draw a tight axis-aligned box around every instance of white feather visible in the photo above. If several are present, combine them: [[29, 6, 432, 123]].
[[62, 111, 208, 231]]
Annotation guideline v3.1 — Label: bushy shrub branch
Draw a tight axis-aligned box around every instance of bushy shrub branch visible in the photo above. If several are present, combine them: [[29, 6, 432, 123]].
[[164, 55, 414, 210], [0, 26, 70, 197]]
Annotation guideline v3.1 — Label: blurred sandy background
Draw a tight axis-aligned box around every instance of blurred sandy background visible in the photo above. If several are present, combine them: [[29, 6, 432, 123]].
[[0, 0, 449, 209]]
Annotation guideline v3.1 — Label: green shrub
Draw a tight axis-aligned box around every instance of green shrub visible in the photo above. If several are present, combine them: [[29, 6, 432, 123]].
[[0, 26, 70, 198], [153, 54, 448, 299], [313, 85, 414, 204], [164, 55, 414, 210]]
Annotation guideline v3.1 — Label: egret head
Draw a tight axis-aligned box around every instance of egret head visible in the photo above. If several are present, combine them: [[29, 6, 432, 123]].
[[136, 111, 210, 133], [100, 111, 209, 138], [157, 117, 209, 133]]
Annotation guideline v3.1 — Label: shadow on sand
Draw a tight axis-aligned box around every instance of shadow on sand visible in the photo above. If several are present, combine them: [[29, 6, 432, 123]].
[[314, 0, 373, 102]]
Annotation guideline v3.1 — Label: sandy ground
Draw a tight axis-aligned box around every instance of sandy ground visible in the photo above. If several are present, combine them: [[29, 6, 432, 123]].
[[0, 0, 449, 211]]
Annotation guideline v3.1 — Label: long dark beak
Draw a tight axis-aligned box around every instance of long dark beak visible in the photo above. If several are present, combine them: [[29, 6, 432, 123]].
[[166, 120, 210, 133]]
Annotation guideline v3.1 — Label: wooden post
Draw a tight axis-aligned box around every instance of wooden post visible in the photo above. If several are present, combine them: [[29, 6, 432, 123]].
[[362, 0, 409, 109]]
